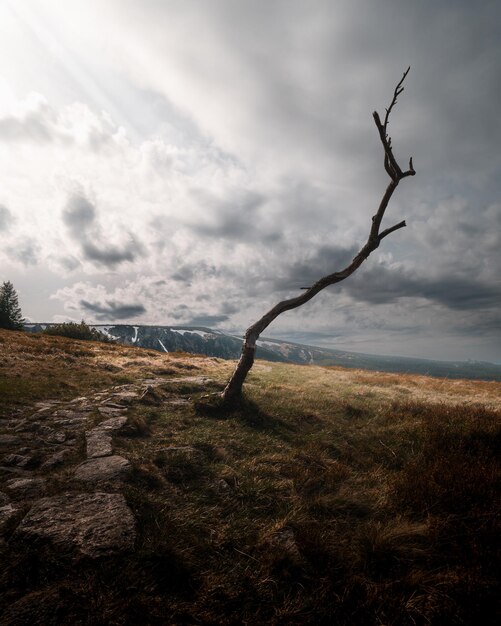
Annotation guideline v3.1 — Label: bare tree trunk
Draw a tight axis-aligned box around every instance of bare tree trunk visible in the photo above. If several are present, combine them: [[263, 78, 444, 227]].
[[222, 69, 416, 403]]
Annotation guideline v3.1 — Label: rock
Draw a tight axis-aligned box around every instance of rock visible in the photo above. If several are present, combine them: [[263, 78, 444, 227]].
[[2, 453, 32, 468], [109, 391, 138, 404], [34, 400, 60, 408], [85, 431, 113, 458], [0, 434, 22, 447], [0, 491, 10, 505], [69, 396, 89, 404], [6, 478, 46, 499], [41, 449, 71, 470], [95, 416, 128, 432], [74, 456, 131, 482], [98, 406, 124, 417], [0, 503, 21, 533], [13, 492, 135, 557], [53, 418, 85, 428], [52, 409, 87, 420], [38, 426, 67, 443]]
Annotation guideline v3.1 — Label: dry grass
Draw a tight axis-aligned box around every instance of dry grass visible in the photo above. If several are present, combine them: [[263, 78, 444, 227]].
[[0, 330, 500, 624]]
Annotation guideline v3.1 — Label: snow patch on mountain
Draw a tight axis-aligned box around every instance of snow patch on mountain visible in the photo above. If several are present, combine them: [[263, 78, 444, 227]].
[[158, 339, 168, 353], [99, 326, 119, 340]]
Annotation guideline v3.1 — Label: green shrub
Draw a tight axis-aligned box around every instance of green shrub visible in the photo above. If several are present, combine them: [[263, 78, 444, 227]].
[[43, 321, 114, 343]]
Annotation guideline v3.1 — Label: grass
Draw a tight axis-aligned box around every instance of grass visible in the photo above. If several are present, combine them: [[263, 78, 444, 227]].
[[0, 329, 500, 624]]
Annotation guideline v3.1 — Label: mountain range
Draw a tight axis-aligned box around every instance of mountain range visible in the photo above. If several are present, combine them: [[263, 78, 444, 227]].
[[24, 323, 501, 382]]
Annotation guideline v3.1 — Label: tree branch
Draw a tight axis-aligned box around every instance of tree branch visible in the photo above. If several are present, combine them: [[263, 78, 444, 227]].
[[220, 69, 416, 402]]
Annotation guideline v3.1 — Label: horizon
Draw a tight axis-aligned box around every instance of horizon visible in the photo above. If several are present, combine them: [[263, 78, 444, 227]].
[[23, 321, 501, 366], [1, 1, 500, 364]]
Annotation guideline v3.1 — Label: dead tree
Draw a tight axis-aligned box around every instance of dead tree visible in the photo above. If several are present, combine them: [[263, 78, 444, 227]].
[[222, 68, 416, 403]]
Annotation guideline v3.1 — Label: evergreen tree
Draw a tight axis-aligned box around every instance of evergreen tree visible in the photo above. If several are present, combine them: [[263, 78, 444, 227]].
[[0, 281, 25, 330]]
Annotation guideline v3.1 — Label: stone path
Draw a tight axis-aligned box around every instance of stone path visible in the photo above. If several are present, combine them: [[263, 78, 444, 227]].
[[0, 375, 210, 557]]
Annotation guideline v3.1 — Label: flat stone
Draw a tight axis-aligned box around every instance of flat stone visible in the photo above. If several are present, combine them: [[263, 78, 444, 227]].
[[85, 431, 113, 458], [52, 409, 87, 420], [53, 418, 85, 428], [102, 401, 127, 409], [47, 431, 67, 443], [38, 426, 67, 443], [34, 400, 61, 408], [6, 478, 46, 499], [2, 454, 32, 468], [41, 449, 71, 470], [95, 416, 128, 432], [109, 391, 139, 404], [98, 406, 124, 417], [0, 503, 21, 533], [74, 456, 131, 482], [13, 492, 135, 557]]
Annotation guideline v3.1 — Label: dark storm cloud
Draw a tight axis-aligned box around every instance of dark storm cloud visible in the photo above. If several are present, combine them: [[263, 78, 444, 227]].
[[190, 188, 281, 242], [345, 265, 501, 312], [79, 299, 146, 321], [187, 314, 229, 327], [82, 240, 139, 265], [0, 204, 13, 232], [170, 261, 220, 284], [62, 194, 96, 236], [62, 191, 144, 267], [272, 245, 358, 291]]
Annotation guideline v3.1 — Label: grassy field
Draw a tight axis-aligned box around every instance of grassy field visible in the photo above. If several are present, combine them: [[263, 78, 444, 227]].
[[0, 329, 500, 624]]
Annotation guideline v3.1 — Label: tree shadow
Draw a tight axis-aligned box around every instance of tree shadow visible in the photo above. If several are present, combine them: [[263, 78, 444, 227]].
[[194, 393, 296, 438]]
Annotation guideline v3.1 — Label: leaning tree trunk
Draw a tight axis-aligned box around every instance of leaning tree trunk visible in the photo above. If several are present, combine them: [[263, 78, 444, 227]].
[[222, 68, 416, 403]]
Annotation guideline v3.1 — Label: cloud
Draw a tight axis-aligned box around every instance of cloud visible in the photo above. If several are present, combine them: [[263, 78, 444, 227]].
[[272, 245, 358, 291], [0, 205, 13, 232], [61, 190, 144, 268], [188, 188, 281, 242], [62, 193, 96, 236], [345, 265, 501, 312], [81, 240, 140, 265], [5, 237, 40, 266], [187, 314, 229, 327], [0, 94, 58, 144], [79, 299, 146, 321]]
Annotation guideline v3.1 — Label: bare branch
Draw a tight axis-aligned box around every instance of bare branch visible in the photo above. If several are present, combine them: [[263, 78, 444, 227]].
[[220, 69, 417, 403], [379, 220, 407, 241], [383, 66, 410, 131]]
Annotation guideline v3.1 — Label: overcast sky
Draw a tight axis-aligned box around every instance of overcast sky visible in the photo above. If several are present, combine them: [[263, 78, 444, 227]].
[[0, 0, 499, 362]]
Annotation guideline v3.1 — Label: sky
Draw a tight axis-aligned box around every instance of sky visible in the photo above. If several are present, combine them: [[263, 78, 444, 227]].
[[0, 0, 499, 362]]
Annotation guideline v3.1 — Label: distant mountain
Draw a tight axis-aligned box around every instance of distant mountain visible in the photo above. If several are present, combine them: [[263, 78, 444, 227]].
[[24, 324, 501, 382]]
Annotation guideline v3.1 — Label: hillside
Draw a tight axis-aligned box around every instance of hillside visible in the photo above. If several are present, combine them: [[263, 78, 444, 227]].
[[1, 329, 500, 625], [25, 323, 501, 381]]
